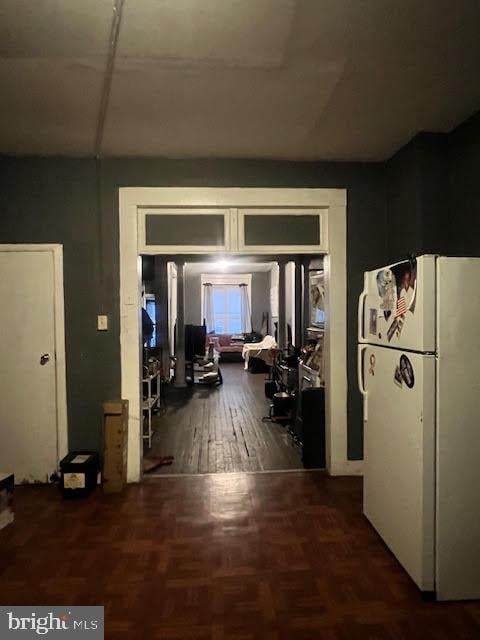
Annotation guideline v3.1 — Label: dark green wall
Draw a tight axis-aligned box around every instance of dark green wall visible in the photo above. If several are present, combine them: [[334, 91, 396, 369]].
[[385, 138, 424, 258], [385, 133, 450, 260], [0, 158, 106, 451], [384, 111, 480, 262], [0, 157, 387, 459], [1, 106, 478, 462], [447, 112, 480, 256]]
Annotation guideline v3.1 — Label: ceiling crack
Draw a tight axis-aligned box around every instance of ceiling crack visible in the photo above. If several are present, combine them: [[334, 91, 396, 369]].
[[95, 0, 125, 158]]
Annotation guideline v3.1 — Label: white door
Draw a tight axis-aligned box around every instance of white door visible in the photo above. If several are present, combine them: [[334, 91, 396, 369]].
[[359, 344, 435, 591], [358, 255, 436, 352], [0, 250, 59, 482]]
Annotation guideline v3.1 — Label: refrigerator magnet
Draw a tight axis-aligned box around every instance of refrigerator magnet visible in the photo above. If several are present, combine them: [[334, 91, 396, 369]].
[[377, 269, 396, 312], [399, 354, 415, 388], [396, 315, 405, 337], [387, 318, 398, 342], [391, 259, 417, 315], [394, 365, 403, 387], [369, 309, 377, 335], [369, 353, 376, 375], [376, 268, 394, 298]]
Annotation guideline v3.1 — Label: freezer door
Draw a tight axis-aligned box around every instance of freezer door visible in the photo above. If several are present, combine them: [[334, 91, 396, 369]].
[[362, 345, 435, 591], [435, 257, 480, 600], [359, 255, 436, 351]]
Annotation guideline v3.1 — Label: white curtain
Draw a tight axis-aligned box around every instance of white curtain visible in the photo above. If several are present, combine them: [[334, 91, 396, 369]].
[[203, 283, 215, 333], [239, 283, 252, 334]]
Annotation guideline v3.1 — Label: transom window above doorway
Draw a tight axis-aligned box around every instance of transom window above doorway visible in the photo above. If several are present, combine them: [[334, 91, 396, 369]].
[[138, 208, 327, 253]]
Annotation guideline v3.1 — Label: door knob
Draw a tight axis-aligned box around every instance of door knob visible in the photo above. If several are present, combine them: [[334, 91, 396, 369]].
[[40, 353, 50, 365]]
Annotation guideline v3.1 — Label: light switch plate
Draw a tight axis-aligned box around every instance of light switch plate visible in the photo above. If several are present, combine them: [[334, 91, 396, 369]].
[[97, 315, 108, 331]]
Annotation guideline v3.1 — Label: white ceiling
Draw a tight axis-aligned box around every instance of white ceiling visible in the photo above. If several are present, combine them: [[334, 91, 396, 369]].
[[1, 0, 479, 160]]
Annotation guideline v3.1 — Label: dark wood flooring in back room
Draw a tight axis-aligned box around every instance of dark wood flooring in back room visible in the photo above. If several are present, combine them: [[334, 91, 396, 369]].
[[147, 361, 303, 474], [1, 474, 479, 639]]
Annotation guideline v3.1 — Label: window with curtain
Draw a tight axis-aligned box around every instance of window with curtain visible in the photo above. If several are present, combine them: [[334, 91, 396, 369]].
[[212, 285, 242, 334], [202, 274, 252, 335]]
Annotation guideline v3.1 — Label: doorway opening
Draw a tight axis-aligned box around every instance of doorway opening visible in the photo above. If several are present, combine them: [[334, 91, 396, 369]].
[[119, 187, 354, 482], [141, 255, 326, 475]]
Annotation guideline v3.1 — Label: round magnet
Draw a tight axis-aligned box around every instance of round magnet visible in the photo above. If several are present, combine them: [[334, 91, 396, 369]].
[[399, 354, 414, 388]]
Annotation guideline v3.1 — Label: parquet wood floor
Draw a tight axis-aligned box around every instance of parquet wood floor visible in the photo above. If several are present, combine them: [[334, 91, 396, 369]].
[[148, 362, 303, 474], [1, 473, 479, 639]]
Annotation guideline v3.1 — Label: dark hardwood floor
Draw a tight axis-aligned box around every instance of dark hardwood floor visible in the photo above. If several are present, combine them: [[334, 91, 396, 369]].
[[1, 474, 479, 639], [147, 362, 303, 474]]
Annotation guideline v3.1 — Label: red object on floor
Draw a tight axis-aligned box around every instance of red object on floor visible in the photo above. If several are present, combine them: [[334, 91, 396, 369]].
[[143, 456, 174, 473]]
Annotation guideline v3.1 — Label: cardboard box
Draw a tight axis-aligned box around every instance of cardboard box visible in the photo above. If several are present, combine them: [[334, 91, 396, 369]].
[[103, 400, 128, 493], [0, 473, 14, 530]]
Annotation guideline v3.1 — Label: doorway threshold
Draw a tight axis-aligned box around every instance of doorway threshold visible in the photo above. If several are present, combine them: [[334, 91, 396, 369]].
[[143, 468, 326, 479]]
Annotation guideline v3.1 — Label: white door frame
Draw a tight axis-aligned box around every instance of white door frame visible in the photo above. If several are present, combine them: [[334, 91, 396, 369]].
[[119, 187, 362, 482], [0, 244, 68, 464]]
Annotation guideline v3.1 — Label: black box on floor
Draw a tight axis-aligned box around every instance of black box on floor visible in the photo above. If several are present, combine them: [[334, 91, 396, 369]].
[[59, 451, 99, 498], [248, 356, 269, 374]]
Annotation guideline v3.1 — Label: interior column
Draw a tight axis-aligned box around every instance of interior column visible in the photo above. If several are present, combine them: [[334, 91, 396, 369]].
[[153, 256, 169, 377], [294, 259, 303, 347], [278, 260, 287, 350], [302, 257, 311, 341], [175, 261, 186, 387]]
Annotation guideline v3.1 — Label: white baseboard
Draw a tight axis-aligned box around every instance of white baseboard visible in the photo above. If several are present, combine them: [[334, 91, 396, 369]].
[[329, 459, 364, 476]]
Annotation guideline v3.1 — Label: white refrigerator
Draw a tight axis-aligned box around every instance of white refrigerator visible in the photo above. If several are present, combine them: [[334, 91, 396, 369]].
[[358, 255, 480, 601]]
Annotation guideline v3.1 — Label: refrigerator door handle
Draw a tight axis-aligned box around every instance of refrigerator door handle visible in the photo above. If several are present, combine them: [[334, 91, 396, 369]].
[[357, 282, 368, 343], [357, 345, 368, 421]]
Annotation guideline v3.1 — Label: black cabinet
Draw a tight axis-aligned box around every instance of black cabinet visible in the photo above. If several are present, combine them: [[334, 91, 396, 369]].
[[298, 387, 325, 469]]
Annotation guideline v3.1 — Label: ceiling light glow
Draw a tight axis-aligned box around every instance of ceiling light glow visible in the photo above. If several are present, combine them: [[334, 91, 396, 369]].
[[213, 259, 232, 269]]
